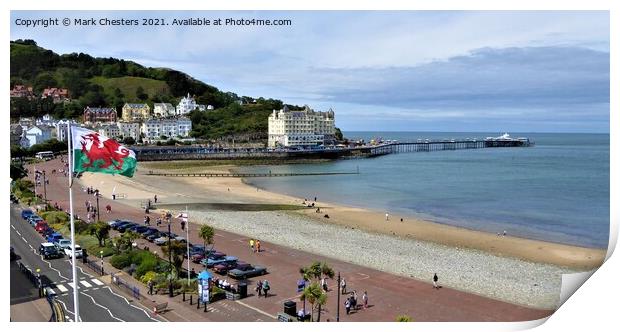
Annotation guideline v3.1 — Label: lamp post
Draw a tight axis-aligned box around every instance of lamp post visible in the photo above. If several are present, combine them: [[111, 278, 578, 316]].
[[168, 220, 173, 297], [94, 189, 100, 222], [100, 250, 104, 275], [336, 272, 341, 322], [36, 268, 42, 298], [42, 170, 47, 204]]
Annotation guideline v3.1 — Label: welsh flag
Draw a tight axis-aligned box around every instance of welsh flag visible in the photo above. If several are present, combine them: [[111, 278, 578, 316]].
[[71, 126, 137, 177]]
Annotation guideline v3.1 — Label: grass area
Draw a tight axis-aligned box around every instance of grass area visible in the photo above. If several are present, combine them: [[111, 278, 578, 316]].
[[156, 202, 309, 212], [142, 158, 333, 171], [90, 76, 170, 101]]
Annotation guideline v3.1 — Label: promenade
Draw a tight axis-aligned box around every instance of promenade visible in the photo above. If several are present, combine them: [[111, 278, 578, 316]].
[[27, 157, 554, 322]]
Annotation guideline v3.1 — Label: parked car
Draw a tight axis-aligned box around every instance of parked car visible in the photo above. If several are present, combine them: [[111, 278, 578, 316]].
[[108, 219, 127, 228], [46, 232, 63, 244], [35, 221, 49, 233], [199, 251, 225, 266], [117, 222, 138, 233], [39, 243, 63, 259], [174, 236, 187, 243], [56, 239, 72, 251], [21, 209, 35, 220], [204, 255, 237, 268], [213, 261, 248, 275], [111, 221, 133, 230], [146, 232, 162, 242], [227, 264, 267, 279], [128, 225, 150, 234], [142, 228, 159, 238], [64, 245, 83, 258], [28, 215, 44, 226], [154, 236, 169, 246]]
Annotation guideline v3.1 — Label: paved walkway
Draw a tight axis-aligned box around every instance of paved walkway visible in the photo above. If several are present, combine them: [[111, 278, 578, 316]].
[[28, 158, 554, 322]]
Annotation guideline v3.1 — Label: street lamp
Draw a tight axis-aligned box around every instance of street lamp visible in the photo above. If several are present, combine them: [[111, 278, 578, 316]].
[[167, 218, 173, 297], [94, 189, 100, 222], [42, 170, 47, 204], [100, 250, 104, 275], [36, 268, 42, 297], [337, 272, 341, 322]]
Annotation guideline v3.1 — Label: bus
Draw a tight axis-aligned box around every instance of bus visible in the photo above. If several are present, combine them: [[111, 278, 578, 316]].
[[35, 151, 54, 160]]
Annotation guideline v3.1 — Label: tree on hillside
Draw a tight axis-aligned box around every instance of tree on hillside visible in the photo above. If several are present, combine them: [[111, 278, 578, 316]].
[[136, 86, 148, 101], [89, 221, 111, 247], [199, 224, 215, 251], [300, 282, 327, 322], [33, 72, 58, 92]]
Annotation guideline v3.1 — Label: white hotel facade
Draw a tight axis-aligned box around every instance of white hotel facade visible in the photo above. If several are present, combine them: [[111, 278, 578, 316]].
[[268, 105, 335, 148]]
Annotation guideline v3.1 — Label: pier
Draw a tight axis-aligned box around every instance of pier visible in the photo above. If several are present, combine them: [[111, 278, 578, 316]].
[[134, 135, 531, 161]]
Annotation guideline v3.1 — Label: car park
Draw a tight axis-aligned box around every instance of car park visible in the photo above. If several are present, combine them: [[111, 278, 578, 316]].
[[227, 264, 267, 279], [204, 255, 237, 268], [64, 245, 83, 258], [108, 219, 127, 228], [154, 236, 169, 246], [56, 239, 72, 251], [213, 261, 248, 274], [39, 243, 63, 259], [128, 225, 150, 234]]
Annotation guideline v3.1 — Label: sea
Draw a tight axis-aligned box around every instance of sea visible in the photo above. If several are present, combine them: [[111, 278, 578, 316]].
[[240, 132, 609, 249]]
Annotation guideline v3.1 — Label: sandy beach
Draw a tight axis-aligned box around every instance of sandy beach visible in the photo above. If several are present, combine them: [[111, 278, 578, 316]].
[[72, 162, 610, 309]]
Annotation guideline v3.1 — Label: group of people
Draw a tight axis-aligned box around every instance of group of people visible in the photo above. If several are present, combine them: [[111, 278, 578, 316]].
[[344, 290, 369, 315], [249, 238, 262, 253], [214, 278, 236, 293], [255, 279, 271, 298]]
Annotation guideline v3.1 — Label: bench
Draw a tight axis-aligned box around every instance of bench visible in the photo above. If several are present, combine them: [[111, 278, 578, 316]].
[[277, 312, 295, 322], [153, 302, 168, 314]]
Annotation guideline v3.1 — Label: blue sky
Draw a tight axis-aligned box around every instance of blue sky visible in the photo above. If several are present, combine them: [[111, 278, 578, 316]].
[[10, 11, 610, 133]]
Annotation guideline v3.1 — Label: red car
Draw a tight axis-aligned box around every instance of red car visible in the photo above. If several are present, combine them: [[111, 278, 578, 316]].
[[213, 261, 248, 275], [35, 221, 49, 234]]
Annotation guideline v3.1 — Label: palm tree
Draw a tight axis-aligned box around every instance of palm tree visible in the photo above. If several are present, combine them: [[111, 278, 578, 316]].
[[122, 231, 141, 251], [162, 241, 186, 275], [198, 224, 215, 251], [300, 282, 327, 322], [299, 262, 334, 322]]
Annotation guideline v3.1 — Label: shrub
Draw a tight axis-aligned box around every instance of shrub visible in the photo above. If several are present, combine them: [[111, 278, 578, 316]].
[[74, 220, 90, 234], [40, 211, 69, 225], [135, 255, 159, 279], [140, 271, 158, 284], [110, 253, 132, 269]]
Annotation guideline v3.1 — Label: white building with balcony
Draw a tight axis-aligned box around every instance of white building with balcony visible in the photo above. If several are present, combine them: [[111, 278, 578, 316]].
[[153, 103, 176, 118], [268, 105, 335, 148], [117, 121, 141, 140]]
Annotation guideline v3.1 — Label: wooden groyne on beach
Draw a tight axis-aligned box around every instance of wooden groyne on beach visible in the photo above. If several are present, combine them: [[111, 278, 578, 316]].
[[145, 170, 360, 177], [134, 136, 532, 161]]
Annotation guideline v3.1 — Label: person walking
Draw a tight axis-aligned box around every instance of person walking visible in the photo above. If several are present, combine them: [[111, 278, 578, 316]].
[[340, 278, 347, 294], [345, 299, 351, 315], [262, 280, 270, 298], [256, 240, 261, 253], [321, 277, 328, 292], [106, 204, 112, 213], [147, 279, 154, 295], [363, 291, 368, 309], [256, 280, 263, 296], [433, 273, 439, 289], [154, 195, 158, 203], [181, 220, 186, 231], [249, 239, 255, 253]]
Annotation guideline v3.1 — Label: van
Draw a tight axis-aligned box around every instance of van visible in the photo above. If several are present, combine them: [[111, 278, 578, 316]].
[[39, 242, 62, 259]]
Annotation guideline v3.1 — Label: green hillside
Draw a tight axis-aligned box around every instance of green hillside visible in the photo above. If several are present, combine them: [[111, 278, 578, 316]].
[[90, 76, 170, 102], [10, 39, 342, 142]]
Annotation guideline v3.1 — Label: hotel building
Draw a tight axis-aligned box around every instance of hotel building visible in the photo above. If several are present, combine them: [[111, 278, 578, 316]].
[[268, 105, 335, 147]]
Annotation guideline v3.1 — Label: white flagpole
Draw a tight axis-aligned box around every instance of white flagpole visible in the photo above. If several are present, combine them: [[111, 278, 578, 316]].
[[186, 206, 190, 286], [67, 124, 80, 322]]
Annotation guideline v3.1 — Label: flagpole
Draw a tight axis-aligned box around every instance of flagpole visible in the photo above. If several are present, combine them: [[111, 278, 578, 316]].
[[67, 124, 80, 322], [186, 206, 190, 286]]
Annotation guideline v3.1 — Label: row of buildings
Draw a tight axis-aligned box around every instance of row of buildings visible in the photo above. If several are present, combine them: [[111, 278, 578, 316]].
[[83, 93, 213, 123], [10, 85, 70, 103]]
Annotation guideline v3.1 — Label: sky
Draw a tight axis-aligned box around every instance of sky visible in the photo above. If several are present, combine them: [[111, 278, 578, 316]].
[[10, 11, 610, 133]]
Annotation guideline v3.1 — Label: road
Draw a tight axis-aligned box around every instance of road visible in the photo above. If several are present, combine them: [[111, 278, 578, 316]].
[[10, 204, 160, 322]]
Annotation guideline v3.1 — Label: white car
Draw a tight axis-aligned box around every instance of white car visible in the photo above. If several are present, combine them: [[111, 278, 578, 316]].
[[56, 239, 72, 251], [64, 245, 83, 258]]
